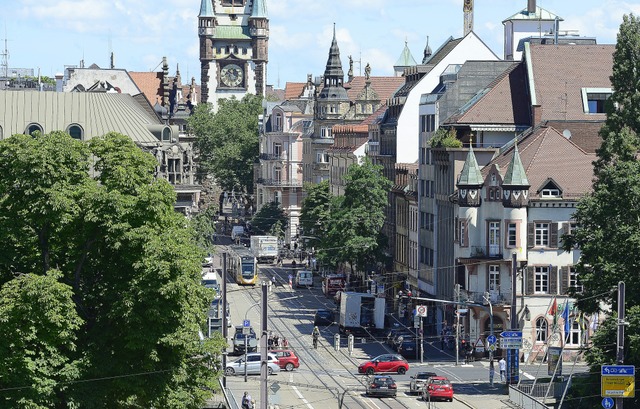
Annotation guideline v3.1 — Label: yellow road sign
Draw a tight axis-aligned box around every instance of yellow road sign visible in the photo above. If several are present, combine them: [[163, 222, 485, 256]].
[[601, 375, 635, 398]]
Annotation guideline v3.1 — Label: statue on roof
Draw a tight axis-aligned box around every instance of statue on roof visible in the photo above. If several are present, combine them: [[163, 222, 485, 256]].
[[364, 63, 371, 80], [348, 55, 353, 79]]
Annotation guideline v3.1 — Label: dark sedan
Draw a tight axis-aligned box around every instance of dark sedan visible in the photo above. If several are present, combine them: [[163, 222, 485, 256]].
[[366, 375, 397, 397], [313, 309, 335, 326], [397, 338, 418, 359]]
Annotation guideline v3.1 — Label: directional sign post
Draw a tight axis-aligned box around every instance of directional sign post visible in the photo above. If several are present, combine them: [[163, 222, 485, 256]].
[[601, 365, 636, 398], [500, 331, 523, 338]]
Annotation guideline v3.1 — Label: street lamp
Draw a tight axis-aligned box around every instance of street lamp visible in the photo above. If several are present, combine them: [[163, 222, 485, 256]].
[[243, 303, 260, 382], [483, 292, 495, 365]]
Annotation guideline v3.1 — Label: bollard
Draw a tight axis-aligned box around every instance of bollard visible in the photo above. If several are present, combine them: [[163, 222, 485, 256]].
[[348, 334, 354, 356], [334, 333, 340, 352]]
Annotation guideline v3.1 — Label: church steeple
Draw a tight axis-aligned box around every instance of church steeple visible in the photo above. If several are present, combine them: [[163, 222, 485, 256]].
[[394, 40, 417, 77], [422, 36, 432, 64], [199, 0, 213, 17], [457, 139, 484, 207], [318, 24, 348, 101], [502, 139, 530, 208], [250, 0, 268, 18]]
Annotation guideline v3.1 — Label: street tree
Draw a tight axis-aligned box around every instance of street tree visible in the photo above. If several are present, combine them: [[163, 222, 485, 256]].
[[299, 180, 331, 246], [321, 159, 391, 282], [562, 14, 640, 407], [0, 132, 223, 408], [189, 95, 262, 194], [251, 201, 288, 237]]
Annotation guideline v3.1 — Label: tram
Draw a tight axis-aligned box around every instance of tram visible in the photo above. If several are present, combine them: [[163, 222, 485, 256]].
[[228, 245, 258, 285]]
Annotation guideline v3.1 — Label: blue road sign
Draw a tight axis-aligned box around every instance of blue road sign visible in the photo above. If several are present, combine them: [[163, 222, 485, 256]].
[[243, 319, 251, 327], [602, 397, 614, 408], [487, 334, 497, 345], [500, 331, 523, 338], [601, 365, 635, 376]]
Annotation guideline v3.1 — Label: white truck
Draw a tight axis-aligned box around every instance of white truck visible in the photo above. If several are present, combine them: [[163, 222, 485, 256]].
[[338, 292, 386, 336], [250, 235, 279, 263]]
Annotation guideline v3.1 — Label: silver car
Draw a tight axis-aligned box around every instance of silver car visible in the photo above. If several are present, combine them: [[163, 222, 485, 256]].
[[409, 371, 437, 394], [224, 353, 280, 376]]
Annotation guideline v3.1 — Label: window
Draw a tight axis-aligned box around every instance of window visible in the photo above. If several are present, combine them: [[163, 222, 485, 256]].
[[535, 222, 549, 247], [222, 0, 244, 5], [167, 158, 182, 184], [534, 266, 549, 293], [316, 151, 328, 163], [274, 167, 282, 182], [67, 124, 83, 140], [459, 219, 467, 247], [274, 114, 282, 131], [568, 321, 581, 345], [507, 222, 517, 247], [162, 127, 171, 141], [569, 266, 583, 293], [273, 142, 282, 158], [535, 317, 548, 343], [26, 123, 43, 136], [488, 221, 500, 256], [488, 265, 500, 292], [581, 87, 612, 114], [320, 126, 332, 138], [541, 188, 561, 198]]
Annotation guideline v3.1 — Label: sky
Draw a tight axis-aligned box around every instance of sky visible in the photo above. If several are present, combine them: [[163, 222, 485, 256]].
[[1, 0, 639, 88]]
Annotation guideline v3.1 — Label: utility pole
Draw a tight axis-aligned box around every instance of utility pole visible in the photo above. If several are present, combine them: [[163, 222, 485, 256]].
[[222, 252, 228, 388], [616, 281, 625, 409], [260, 281, 268, 409], [455, 284, 461, 366]]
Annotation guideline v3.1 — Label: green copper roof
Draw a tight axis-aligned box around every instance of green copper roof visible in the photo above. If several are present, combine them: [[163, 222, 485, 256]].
[[503, 142, 530, 186], [215, 26, 251, 40], [458, 144, 484, 186], [199, 0, 213, 17], [395, 41, 417, 67], [251, 0, 268, 18], [502, 6, 562, 22]]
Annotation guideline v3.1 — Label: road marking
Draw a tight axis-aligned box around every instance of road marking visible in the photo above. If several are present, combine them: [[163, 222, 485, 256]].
[[292, 385, 314, 409], [521, 371, 535, 380]]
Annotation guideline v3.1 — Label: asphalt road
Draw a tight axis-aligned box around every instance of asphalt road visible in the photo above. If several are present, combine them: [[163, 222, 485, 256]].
[[212, 255, 586, 409]]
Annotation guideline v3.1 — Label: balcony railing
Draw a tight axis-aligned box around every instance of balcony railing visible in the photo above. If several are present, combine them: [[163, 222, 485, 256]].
[[465, 290, 512, 305], [259, 153, 287, 161], [468, 246, 503, 259], [313, 163, 329, 171], [256, 178, 303, 187]]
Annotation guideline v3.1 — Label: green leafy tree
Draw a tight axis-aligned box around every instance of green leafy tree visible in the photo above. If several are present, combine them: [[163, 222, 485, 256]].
[[251, 201, 288, 236], [562, 14, 640, 408], [189, 95, 262, 193], [190, 206, 219, 254], [0, 132, 223, 408], [300, 180, 331, 246], [429, 128, 462, 148], [0, 270, 83, 408], [321, 159, 391, 281]]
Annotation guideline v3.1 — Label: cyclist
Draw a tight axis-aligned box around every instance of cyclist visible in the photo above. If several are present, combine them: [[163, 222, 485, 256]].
[[312, 326, 320, 349]]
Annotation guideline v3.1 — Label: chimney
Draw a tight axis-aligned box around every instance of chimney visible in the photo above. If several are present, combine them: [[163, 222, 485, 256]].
[[55, 73, 64, 92], [527, 0, 536, 14]]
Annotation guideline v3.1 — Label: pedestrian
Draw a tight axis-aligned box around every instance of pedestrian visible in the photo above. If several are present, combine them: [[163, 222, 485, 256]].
[[489, 358, 495, 387], [274, 335, 280, 348], [241, 391, 253, 409], [282, 337, 289, 348], [499, 357, 506, 382]]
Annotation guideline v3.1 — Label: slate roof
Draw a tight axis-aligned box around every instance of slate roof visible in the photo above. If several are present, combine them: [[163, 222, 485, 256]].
[[344, 76, 404, 102], [0, 90, 163, 145], [528, 44, 614, 122], [482, 125, 595, 199], [445, 62, 530, 126], [199, 0, 213, 17]]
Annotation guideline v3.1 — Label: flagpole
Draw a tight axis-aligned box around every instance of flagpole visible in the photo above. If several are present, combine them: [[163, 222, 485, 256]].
[[529, 296, 560, 390]]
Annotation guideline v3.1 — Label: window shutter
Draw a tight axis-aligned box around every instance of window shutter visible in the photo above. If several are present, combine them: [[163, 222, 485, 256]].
[[503, 220, 509, 247], [561, 222, 569, 247], [464, 219, 469, 248], [454, 217, 459, 243], [560, 266, 568, 294], [527, 222, 534, 248], [550, 223, 559, 248], [526, 266, 534, 295], [549, 266, 558, 295]]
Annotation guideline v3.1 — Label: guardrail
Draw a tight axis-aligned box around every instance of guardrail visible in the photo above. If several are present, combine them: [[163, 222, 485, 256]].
[[508, 384, 550, 409]]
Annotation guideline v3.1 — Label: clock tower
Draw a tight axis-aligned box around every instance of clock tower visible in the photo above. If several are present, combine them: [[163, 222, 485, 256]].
[[198, 0, 269, 112]]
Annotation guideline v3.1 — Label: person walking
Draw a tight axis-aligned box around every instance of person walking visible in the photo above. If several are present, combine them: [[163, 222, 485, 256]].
[[489, 358, 495, 387], [312, 326, 320, 349], [499, 357, 507, 382], [282, 337, 289, 348], [241, 392, 253, 409]]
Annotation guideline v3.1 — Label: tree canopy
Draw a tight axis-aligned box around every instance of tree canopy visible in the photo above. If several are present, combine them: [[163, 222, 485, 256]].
[[251, 201, 288, 238], [562, 14, 640, 407], [0, 132, 223, 408], [189, 95, 262, 194], [299, 180, 331, 245]]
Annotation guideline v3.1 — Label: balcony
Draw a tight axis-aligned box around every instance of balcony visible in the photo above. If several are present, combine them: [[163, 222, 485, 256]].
[[313, 163, 329, 171], [256, 178, 303, 187], [465, 290, 512, 305], [467, 246, 503, 260], [259, 153, 286, 161]]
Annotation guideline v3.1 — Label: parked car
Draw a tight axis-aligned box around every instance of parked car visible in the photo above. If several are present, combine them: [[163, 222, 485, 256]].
[[386, 328, 414, 349], [271, 349, 300, 371], [409, 371, 438, 394], [224, 353, 280, 376], [233, 326, 257, 354], [397, 338, 418, 359], [357, 354, 409, 375], [422, 376, 454, 402], [313, 309, 335, 326], [391, 330, 416, 351], [366, 375, 397, 398]]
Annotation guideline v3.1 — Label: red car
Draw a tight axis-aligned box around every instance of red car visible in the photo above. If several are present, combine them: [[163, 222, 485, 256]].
[[358, 354, 409, 375], [271, 349, 300, 371], [422, 376, 454, 402]]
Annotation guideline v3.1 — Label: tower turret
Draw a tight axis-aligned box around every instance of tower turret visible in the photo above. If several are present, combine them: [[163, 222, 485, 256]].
[[457, 141, 484, 207], [502, 140, 530, 208]]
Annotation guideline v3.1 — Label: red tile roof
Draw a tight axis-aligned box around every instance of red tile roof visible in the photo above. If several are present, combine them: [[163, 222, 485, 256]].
[[129, 72, 163, 105], [284, 82, 306, 100], [529, 44, 614, 121], [344, 76, 404, 102]]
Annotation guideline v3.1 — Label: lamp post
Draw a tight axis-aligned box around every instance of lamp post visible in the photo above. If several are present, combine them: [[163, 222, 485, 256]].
[[483, 292, 494, 365], [243, 303, 260, 382]]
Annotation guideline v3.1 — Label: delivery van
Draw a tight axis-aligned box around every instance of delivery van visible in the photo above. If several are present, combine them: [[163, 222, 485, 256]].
[[295, 270, 313, 288]]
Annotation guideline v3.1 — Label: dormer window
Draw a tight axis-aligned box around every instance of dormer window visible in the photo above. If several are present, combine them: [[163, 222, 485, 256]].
[[581, 87, 612, 114], [539, 180, 562, 198], [541, 188, 561, 198]]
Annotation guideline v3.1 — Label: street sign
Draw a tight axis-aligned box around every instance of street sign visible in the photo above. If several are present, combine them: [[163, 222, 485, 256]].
[[500, 338, 523, 349], [601, 375, 635, 398], [243, 319, 251, 327], [487, 344, 497, 352], [416, 305, 427, 317], [487, 334, 497, 345], [500, 331, 523, 338], [601, 397, 614, 409], [475, 337, 485, 353], [602, 365, 635, 376], [270, 382, 281, 394]]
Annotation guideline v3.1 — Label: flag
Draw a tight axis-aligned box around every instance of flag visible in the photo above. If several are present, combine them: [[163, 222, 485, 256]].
[[590, 313, 599, 331], [548, 297, 558, 327], [562, 302, 571, 334]]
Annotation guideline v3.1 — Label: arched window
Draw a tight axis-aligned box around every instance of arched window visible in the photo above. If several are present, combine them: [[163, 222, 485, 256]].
[[67, 124, 84, 140], [535, 317, 548, 343], [26, 123, 43, 136], [162, 127, 171, 141]]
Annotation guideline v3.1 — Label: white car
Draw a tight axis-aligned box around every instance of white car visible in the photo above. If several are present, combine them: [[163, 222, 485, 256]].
[[224, 353, 280, 376]]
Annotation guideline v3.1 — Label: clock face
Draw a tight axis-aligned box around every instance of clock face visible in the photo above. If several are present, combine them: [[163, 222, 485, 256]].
[[221, 63, 244, 87]]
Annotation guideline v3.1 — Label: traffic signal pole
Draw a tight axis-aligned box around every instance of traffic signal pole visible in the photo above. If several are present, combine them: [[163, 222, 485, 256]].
[[616, 281, 626, 409]]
